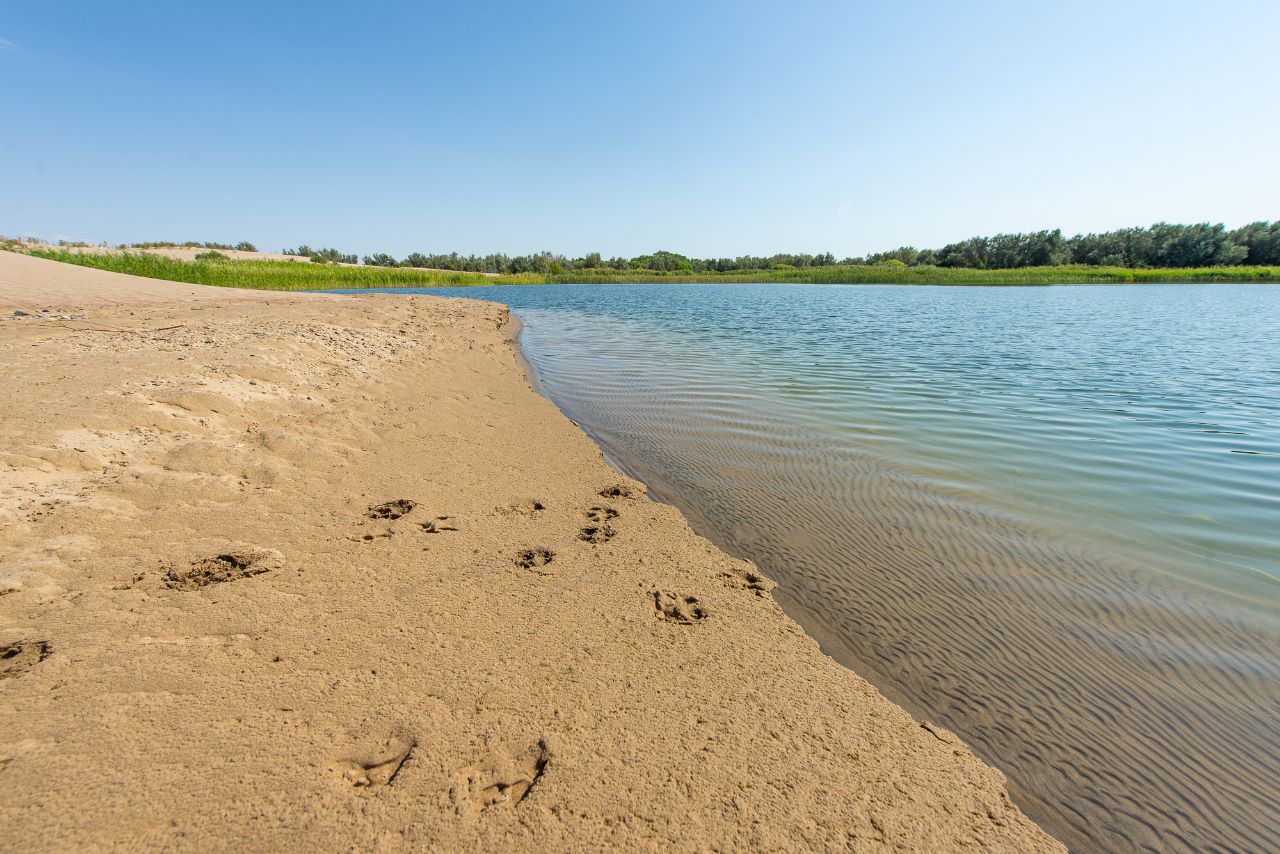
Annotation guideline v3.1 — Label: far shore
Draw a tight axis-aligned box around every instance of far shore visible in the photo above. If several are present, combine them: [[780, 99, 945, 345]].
[[5, 242, 1279, 290]]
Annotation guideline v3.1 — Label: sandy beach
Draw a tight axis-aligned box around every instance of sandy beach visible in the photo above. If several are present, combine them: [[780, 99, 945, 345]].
[[0, 251, 1060, 852]]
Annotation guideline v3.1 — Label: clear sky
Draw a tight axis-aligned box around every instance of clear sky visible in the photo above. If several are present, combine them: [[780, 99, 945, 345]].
[[3, 0, 1278, 258]]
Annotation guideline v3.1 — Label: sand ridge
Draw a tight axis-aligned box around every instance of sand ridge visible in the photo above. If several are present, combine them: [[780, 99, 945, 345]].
[[0, 252, 1061, 852], [11, 241, 501, 275]]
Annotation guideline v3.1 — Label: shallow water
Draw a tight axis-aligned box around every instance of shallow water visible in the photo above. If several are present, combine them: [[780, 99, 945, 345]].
[[342, 282, 1280, 852]]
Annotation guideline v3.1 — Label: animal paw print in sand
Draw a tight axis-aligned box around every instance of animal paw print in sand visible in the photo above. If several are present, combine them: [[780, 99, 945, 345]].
[[453, 740, 551, 813], [164, 549, 282, 590], [1, 640, 50, 680], [584, 506, 618, 523], [332, 734, 416, 787], [652, 590, 708, 624], [515, 548, 555, 570], [360, 500, 457, 540], [598, 484, 640, 500], [578, 506, 617, 544], [720, 564, 776, 597], [367, 499, 416, 520], [500, 499, 546, 516], [421, 516, 458, 534]]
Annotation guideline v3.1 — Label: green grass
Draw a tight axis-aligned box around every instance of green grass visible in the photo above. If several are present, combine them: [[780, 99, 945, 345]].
[[15, 248, 503, 289], [10, 246, 1280, 290]]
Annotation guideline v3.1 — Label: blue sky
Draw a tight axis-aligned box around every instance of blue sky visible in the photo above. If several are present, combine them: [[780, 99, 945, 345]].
[[3, 0, 1278, 258]]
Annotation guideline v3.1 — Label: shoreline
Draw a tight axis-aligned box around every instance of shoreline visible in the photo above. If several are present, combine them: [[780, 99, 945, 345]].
[[496, 362, 1078, 844], [504, 349, 1088, 847], [0, 252, 1061, 851]]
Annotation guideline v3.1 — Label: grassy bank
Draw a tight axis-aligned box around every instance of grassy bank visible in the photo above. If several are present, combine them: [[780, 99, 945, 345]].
[[14, 248, 514, 289], [9, 247, 1280, 289], [550, 264, 1280, 285]]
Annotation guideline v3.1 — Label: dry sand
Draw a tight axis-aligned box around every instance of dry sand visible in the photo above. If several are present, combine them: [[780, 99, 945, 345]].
[[50, 244, 314, 263], [0, 251, 1061, 852]]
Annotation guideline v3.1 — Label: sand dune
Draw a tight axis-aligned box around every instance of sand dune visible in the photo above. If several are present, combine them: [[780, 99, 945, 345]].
[[0, 249, 278, 308], [0, 251, 1060, 852], [56, 243, 315, 263], [20, 241, 501, 275]]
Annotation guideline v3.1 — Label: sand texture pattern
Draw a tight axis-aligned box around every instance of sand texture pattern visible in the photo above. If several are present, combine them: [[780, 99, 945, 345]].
[[0, 252, 1060, 852]]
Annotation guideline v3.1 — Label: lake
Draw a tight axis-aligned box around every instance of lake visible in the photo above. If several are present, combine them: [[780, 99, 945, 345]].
[[339, 282, 1280, 852]]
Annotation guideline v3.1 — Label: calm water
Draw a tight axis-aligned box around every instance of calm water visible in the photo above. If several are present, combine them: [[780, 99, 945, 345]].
[[344, 283, 1280, 852]]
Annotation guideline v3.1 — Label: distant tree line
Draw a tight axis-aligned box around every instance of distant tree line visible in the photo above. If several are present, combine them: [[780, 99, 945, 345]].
[[907, 222, 1279, 269], [330, 221, 1280, 273], [124, 240, 257, 252], [359, 249, 842, 274]]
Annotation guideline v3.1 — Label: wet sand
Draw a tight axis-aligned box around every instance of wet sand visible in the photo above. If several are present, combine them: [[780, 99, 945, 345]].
[[0, 251, 1059, 852]]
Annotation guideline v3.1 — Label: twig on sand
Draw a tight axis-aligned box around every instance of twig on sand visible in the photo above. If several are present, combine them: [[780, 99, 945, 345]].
[[46, 322, 186, 334]]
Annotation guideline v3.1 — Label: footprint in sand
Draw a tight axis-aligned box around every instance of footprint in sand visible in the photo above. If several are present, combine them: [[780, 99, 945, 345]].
[[452, 739, 551, 814], [359, 500, 437, 542], [598, 484, 641, 500], [499, 499, 546, 516], [1, 640, 51, 680], [577, 525, 615, 544], [719, 564, 776, 597], [421, 516, 459, 534], [332, 734, 416, 787], [515, 547, 555, 571], [579, 505, 618, 544], [652, 590, 708, 624], [367, 499, 416, 520], [163, 549, 283, 590], [583, 506, 618, 523]]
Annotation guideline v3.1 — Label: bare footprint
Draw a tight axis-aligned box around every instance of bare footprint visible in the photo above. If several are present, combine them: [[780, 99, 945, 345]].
[[164, 549, 282, 590], [653, 590, 708, 624], [1, 640, 50, 680], [367, 499, 416, 520], [332, 734, 416, 787]]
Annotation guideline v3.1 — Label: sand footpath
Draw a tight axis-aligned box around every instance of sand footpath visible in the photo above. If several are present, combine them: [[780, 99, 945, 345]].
[[0, 251, 1061, 852]]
